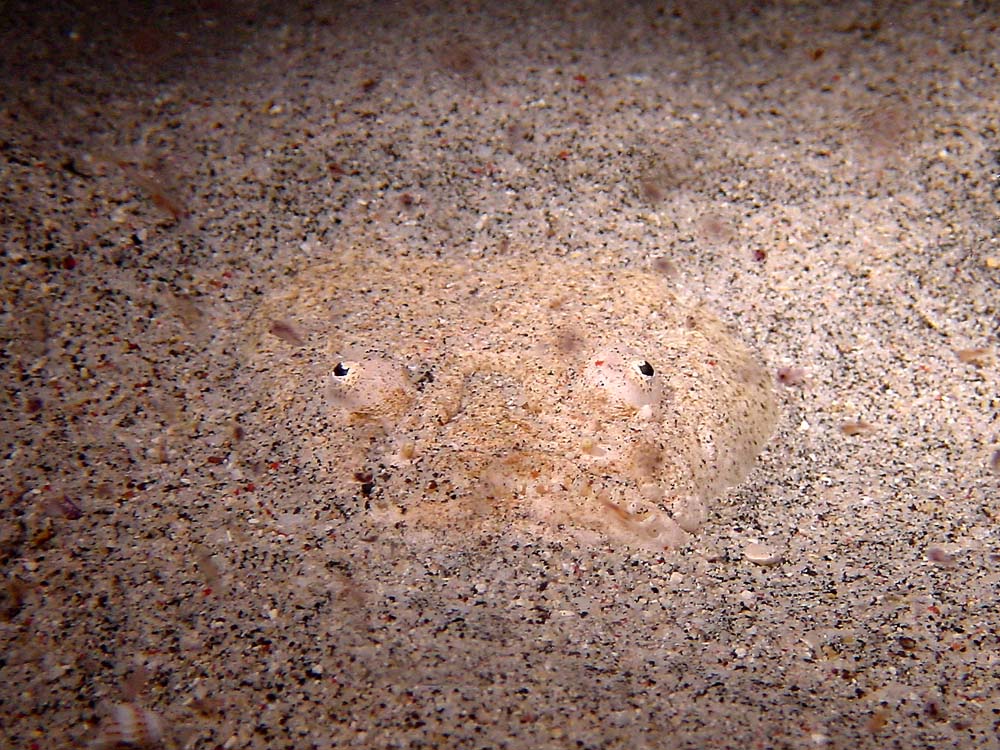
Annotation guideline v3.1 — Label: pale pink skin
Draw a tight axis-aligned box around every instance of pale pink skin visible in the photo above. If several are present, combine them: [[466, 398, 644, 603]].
[[244, 251, 776, 552]]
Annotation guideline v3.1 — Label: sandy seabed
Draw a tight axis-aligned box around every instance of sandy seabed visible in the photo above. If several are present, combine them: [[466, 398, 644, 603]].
[[1, 1, 998, 748]]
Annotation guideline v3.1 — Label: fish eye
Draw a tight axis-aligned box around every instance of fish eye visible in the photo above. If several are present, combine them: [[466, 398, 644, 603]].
[[326, 356, 415, 420], [585, 349, 662, 410], [635, 360, 655, 378]]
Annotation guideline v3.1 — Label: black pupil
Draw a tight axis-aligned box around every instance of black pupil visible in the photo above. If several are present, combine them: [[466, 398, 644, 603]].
[[637, 361, 654, 377], [333, 363, 350, 377]]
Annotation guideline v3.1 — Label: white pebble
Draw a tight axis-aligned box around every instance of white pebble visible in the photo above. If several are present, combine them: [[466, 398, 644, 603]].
[[744, 542, 783, 566]]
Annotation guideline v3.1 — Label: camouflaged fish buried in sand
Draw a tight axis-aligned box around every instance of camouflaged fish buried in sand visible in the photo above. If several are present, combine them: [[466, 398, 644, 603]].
[[243, 250, 777, 551]]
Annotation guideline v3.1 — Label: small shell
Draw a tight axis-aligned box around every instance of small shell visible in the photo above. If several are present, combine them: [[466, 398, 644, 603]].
[[954, 347, 992, 367], [776, 366, 806, 386], [926, 545, 956, 567], [91, 703, 164, 749], [268, 319, 306, 346], [744, 542, 783, 566], [840, 420, 875, 436], [44, 494, 83, 520]]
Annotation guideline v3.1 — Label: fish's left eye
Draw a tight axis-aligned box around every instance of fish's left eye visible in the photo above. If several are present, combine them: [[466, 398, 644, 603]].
[[634, 360, 655, 378]]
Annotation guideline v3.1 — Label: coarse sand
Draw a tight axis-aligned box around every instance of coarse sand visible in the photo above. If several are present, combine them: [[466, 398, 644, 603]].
[[1, 1, 998, 748]]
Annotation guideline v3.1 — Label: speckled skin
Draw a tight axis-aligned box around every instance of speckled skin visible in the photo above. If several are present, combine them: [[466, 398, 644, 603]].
[[244, 250, 776, 550]]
